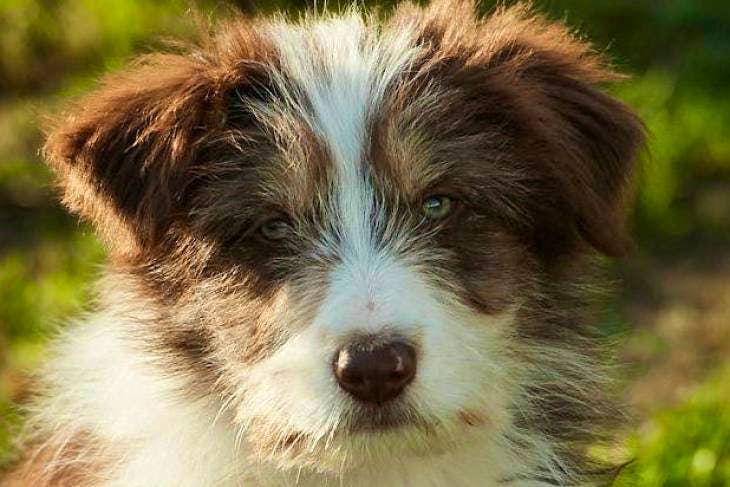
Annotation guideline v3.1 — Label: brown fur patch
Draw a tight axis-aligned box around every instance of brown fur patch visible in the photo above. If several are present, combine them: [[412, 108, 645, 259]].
[[385, 0, 645, 259], [457, 409, 488, 428], [43, 18, 281, 258], [1, 431, 114, 487]]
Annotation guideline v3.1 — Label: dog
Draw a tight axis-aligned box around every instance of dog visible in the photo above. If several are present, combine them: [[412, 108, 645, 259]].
[[2, 1, 645, 485]]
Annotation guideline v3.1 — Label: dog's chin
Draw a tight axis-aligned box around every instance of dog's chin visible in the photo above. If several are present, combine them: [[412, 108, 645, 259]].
[[345, 400, 437, 433], [244, 404, 458, 475]]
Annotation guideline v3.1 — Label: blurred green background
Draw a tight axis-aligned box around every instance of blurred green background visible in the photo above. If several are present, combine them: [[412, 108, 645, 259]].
[[1, 1, 729, 485]]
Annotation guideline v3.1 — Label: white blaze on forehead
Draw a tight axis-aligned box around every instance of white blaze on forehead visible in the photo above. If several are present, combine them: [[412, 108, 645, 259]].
[[268, 11, 420, 264]]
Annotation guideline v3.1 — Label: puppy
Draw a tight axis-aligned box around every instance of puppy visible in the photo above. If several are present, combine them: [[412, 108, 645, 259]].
[[2, 1, 645, 485]]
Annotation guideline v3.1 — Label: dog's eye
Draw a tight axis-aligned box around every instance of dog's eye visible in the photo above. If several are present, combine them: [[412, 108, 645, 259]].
[[421, 195, 453, 221], [260, 218, 293, 241]]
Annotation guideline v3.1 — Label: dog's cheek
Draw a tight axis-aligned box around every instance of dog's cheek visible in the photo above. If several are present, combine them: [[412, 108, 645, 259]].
[[403, 233, 532, 429], [225, 277, 342, 434], [410, 286, 520, 430], [233, 327, 347, 452]]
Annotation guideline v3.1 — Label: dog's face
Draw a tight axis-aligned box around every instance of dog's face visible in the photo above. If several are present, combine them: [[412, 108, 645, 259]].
[[45, 0, 644, 479]]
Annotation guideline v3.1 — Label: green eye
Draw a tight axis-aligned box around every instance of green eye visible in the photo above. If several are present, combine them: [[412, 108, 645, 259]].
[[421, 195, 453, 221], [260, 219, 292, 241]]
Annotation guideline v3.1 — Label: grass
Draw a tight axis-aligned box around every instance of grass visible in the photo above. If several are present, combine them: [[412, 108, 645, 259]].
[[616, 367, 730, 487]]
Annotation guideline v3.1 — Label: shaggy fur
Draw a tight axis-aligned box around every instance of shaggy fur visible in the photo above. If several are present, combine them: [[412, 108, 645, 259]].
[[2, 1, 644, 486]]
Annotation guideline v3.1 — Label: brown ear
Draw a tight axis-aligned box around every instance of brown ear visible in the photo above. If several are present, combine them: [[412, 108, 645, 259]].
[[414, 1, 646, 256], [487, 5, 646, 257], [44, 53, 219, 253], [43, 19, 272, 255]]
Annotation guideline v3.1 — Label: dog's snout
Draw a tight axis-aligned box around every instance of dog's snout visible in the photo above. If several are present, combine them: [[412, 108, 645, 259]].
[[333, 341, 417, 404]]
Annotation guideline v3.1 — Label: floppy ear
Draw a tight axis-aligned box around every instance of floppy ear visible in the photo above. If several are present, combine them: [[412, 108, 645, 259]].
[[43, 20, 273, 255], [485, 5, 646, 257], [414, 1, 646, 257], [44, 53, 221, 253], [499, 14, 645, 257]]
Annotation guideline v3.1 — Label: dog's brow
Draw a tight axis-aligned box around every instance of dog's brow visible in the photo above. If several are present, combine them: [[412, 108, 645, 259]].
[[267, 14, 420, 264]]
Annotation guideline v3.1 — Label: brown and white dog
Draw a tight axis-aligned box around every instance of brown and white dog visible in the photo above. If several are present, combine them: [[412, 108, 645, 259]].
[[2, 1, 645, 485]]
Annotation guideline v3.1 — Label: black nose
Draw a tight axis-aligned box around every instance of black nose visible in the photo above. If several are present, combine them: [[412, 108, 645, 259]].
[[333, 340, 417, 404]]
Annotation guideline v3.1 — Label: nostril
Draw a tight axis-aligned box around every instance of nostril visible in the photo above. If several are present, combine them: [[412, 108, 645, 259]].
[[349, 376, 365, 386], [390, 370, 407, 382], [333, 340, 417, 405]]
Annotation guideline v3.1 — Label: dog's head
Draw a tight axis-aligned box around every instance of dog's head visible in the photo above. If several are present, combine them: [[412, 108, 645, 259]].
[[44, 0, 644, 481]]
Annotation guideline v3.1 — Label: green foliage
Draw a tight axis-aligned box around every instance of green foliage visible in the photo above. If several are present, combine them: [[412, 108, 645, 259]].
[[616, 369, 730, 487], [0, 232, 103, 341], [618, 73, 730, 247], [0, 0, 212, 95]]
